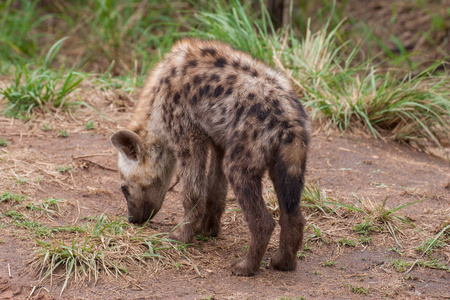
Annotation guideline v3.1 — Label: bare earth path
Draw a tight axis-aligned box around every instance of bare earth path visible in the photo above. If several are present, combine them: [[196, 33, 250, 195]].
[[0, 89, 449, 299]]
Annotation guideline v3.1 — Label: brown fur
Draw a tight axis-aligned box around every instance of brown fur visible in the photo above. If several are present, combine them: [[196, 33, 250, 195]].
[[111, 39, 310, 276]]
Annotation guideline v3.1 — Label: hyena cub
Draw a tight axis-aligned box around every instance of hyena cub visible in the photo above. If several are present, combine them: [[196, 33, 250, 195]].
[[111, 39, 310, 276]]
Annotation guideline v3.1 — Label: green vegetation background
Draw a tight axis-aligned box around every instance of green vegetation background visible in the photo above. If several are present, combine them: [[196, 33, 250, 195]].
[[0, 0, 449, 150]]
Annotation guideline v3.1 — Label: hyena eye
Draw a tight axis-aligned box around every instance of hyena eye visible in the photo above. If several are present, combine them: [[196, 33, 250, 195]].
[[121, 186, 130, 197]]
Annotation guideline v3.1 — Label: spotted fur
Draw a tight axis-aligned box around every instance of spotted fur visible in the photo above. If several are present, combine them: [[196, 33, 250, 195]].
[[111, 39, 310, 276]]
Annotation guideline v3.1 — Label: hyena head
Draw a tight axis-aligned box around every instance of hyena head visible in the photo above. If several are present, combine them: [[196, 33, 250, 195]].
[[111, 129, 176, 224]]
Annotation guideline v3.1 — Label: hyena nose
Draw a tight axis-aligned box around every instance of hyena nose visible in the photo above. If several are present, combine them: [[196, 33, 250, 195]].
[[128, 215, 136, 223]]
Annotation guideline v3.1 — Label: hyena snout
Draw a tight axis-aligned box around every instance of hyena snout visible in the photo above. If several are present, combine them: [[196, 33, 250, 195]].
[[126, 200, 161, 224], [121, 186, 163, 224]]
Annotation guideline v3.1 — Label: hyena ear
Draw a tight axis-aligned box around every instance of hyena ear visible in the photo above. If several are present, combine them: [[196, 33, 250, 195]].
[[111, 130, 144, 162]]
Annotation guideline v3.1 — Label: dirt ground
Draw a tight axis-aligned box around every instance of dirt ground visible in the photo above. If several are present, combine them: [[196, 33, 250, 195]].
[[0, 83, 449, 300]]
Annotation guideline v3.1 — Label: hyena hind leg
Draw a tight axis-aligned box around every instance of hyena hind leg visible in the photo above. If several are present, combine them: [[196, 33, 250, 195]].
[[225, 163, 276, 276], [197, 145, 227, 237], [268, 153, 307, 271]]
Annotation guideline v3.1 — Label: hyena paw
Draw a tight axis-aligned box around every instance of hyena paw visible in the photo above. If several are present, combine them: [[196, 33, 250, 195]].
[[196, 222, 221, 238], [269, 251, 297, 271], [231, 258, 259, 276], [169, 229, 193, 244]]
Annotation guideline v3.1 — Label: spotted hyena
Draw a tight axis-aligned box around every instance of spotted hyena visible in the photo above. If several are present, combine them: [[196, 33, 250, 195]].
[[111, 39, 310, 276]]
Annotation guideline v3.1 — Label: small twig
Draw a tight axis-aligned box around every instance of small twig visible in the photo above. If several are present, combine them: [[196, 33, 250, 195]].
[[8, 263, 12, 278], [74, 157, 117, 172], [28, 286, 36, 298], [72, 153, 112, 159]]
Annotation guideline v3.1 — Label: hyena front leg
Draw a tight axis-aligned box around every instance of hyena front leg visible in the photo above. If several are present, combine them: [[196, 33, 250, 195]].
[[225, 160, 276, 276], [197, 145, 227, 237], [170, 142, 208, 244]]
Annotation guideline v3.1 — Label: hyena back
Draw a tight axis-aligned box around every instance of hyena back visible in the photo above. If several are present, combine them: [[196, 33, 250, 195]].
[[111, 39, 310, 276]]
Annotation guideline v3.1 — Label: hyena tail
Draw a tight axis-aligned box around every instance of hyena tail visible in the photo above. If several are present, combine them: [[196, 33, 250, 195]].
[[269, 136, 308, 214], [268, 135, 308, 271]]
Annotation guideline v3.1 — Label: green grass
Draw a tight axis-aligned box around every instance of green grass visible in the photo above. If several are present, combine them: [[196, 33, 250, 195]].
[[349, 284, 369, 295], [0, 138, 9, 147], [338, 237, 357, 247], [391, 257, 450, 273], [14, 175, 28, 185], [0, 191, 26, 203], [24, 198, 65, 216], [84, 121, 95, 130], [0, 0, 448, 149], [353, 219, 379, 235], [56, 166, 73, 173], [4, 209, 56, 237], [322, 259, 336, 267], [0, 0, 43, 63], [58, 130, 69, 138]]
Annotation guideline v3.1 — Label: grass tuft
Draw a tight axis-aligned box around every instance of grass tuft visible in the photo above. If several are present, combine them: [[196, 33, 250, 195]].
[[0, 191, 26, 203], [0, 38, 84, 119], [31, 214, 196, 295]]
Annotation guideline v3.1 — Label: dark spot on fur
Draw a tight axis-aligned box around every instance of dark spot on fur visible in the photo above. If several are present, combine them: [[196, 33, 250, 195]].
[[214, 57, 228, 68], [230, 144, 244, 160], [247, 103, 268, 121], [225, 87, 233, 96], [170, 67, 176, 76], [283, 131, 295, 144], [241, 64, 249, 71], [251, 69, 258, 77], [193, 75, 202, 86], [173, 92, 180, 104], [188, 60, 197, 67], [232, 60, 240, 68], [192, 95, 198, 105], [252, 130, 260, 140], [233, 106, 245, 127], [214, 85, 224, 97], [210, 74, 220, 82], [268, 117, 277, 130], [164, 77, 170, 84], [240, 130, 248, 140], [295, 118, 305, 127], [199, 84, 211, 98], [226, 74, 237, 84], [184, 83, 191, 97], [247, 93, 255, 100], [201, 48, 217, 56], [281, 121, 291, 129]]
